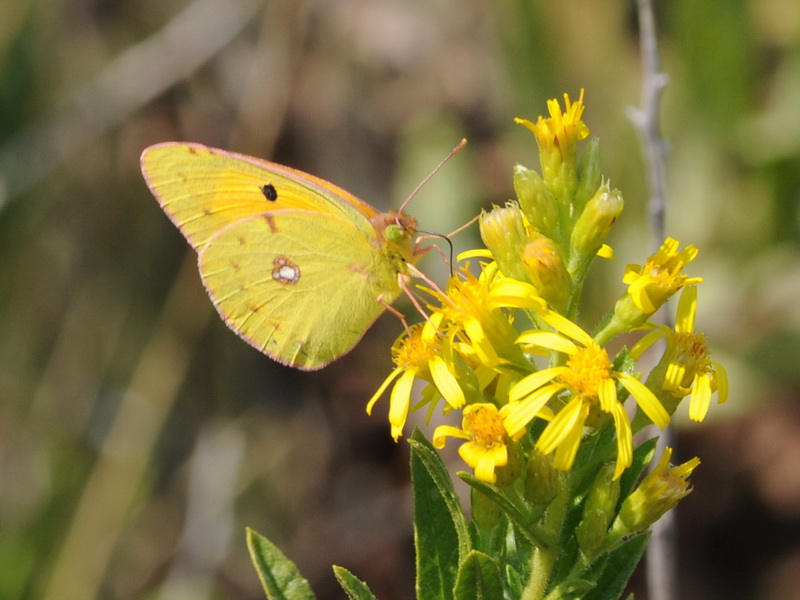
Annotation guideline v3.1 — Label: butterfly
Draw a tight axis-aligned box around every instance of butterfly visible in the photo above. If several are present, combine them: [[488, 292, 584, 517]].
[[140, 142, 427, 370]]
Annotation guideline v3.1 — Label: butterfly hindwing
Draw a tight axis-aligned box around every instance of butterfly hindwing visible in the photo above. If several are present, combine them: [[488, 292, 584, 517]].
[[198, 210, 405, 370]]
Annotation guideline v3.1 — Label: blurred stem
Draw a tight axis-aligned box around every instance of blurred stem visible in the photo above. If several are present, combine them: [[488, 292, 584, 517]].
[[42, 255, 209, 600], [631, 1, 677, 600]]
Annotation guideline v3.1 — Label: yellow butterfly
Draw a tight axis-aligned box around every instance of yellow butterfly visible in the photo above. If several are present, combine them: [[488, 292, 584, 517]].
[[140, 142, 426, 370]]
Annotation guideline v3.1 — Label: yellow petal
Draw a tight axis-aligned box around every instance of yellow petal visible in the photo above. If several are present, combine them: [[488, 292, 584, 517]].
[[629, 328, 666, 360], [628, 277, 656, 313], [610, 403, 633, 479], [366, 367, 403, 414], [537, 396, 584, 454], [473, 450, 501, 483], [712, 361, 729, 404], [551, 406, 587, 471], [433, 425, 470, 449], [516, 331, 578, 354], [664, 361, 687, 393], [464, 318, 500, 367], [457, 249, 494, 261], [458, 441, 484, 469], [675, 286, 698, 334], [598, 378, 618, 413], [538, 311, 594, 346], [617, 373, 669, 429], [388, 370, 415, 440], [689, 372, 712, 421], [489, 279, 546, 310], [430, 355, 465, 409], [502, 383, 564, 436], [509, 368, 563, 402], [597, 244, 614, 260]]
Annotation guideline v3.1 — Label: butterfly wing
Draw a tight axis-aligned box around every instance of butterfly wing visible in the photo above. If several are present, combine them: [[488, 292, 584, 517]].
[[140, 142, 379, 252], [199, 210, 408, 370]]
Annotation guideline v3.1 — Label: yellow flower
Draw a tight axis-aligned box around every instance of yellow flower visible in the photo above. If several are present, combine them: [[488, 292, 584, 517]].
[[433, 403, 519, 483], [516, 90, 589, 159], [631, 286, 729, 421], [611, 447, 700, 537], [426, 261, 541, 372], [597, 237, 703, 345], [623, 237, 703, 314], [515, 90, 589, 201], [367, 320, 466, 441], [503, 311, 670, 479]]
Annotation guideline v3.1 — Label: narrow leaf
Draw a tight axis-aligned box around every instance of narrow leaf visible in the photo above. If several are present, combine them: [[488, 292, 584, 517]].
[[582, 533, 649, 600], [333, 565, 378, 600], [453, 551, 504, 600], [409, 429, 470, 600], [246, 528, 316, 600]]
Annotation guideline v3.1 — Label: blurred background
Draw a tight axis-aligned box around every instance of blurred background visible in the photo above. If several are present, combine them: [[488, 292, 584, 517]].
[[1, 0, 799, 598]]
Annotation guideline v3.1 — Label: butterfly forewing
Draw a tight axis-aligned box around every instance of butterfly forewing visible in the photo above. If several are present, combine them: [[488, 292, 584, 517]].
[[141, 142, 378, 252]]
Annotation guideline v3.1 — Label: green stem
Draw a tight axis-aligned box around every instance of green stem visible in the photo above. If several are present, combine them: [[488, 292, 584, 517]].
[[520, 484, 570, 600]]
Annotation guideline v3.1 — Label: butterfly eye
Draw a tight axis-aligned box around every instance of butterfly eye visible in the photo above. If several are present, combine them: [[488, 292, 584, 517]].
[[385, 223, 405, 243]]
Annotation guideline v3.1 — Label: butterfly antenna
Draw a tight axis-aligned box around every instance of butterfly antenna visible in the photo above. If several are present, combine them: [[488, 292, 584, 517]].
[[398, 138, 468, 214], [446, 214, 480, 238]]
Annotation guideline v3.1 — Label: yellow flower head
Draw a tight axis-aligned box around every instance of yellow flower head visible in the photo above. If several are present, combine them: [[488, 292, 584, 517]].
[[367, 321, 460, 441], [622, 237, 703, 315], [434, 403, 518, 483], [503, 311, 670, 479], [515, 90, 590, 201], [516, 90, 589, 159], [427, 260, 537, 371], [631, 286, 729, 421]]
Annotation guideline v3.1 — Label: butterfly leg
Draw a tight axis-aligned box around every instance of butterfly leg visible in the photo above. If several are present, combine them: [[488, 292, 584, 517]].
[[377, 293, 412, 336]]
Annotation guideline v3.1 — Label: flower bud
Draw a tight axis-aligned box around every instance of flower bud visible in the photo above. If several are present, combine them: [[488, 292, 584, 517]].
[[513, 165, 559, 239], [576, 464, 620, 558], [611, 448, 700, 539], [524, 449, 560, 506], [584, 464, 621, 517], [471, 487, 502, 530], [569, 183, 624, 266], [521, 235, 572, 310], [479, 204, 531, 283], [576, 508, 609, 559]]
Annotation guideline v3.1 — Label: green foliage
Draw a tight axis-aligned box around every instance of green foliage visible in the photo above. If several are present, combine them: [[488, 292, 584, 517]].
[[246, 528, 316, 600], [333, 566, 379, 600], [246, 429, 664, 600]]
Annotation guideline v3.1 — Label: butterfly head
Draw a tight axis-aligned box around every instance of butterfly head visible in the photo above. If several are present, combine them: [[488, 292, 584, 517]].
[[371, 211, 423, 262]]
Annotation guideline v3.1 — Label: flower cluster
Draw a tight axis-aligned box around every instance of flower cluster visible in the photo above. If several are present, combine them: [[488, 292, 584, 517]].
[[368, 91, 727, 489]]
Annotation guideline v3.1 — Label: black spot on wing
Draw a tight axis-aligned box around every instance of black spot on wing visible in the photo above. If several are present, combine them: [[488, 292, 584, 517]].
[[261, 183, 278, 201]]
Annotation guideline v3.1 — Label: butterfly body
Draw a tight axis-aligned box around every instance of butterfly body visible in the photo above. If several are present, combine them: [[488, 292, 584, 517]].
[[141, 142, 423, 370]]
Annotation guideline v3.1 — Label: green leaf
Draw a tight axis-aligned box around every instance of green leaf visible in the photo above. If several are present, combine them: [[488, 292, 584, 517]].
[[333, 565, 378, 600], [409, 429, 471, 600], [246, 528, 316, 600], [582, 533, 649, 600], [453, 550, 503, 600], [458, 472, 555, 549]]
